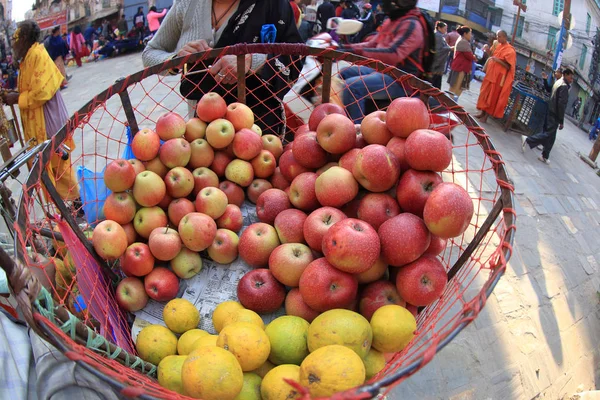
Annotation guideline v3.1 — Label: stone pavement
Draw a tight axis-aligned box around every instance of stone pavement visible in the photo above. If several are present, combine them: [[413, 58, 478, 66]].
[[20, 53, 600, 398]]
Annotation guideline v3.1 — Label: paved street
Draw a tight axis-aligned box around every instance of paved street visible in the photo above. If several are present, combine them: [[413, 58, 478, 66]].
[[14, 52, 600, 398]]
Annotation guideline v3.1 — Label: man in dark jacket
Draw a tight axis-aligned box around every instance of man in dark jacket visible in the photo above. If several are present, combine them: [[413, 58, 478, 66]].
[[317, 0, 336, 33], [523, 68, 574, 164], [341, 0, 360, 19]]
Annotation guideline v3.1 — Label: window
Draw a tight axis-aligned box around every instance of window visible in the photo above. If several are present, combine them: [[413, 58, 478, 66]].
[[580, 45, 588, 70], [553, 0, 564, 17], [587, 13, 592, 34], [513, 15, 525, 38], [493, 9, 503, 26], [444, 0, 459, 6], [547, 26, 559, 50]]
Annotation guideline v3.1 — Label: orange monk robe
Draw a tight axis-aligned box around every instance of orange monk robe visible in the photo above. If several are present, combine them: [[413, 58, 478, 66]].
[[476, 42, 517, 119]]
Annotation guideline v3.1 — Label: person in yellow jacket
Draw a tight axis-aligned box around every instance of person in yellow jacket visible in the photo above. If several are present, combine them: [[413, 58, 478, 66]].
[[3, 20, 80, 204]]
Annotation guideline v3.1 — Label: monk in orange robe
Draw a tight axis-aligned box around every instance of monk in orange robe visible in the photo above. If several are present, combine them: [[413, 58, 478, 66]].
[[475, 30, 517, 123]]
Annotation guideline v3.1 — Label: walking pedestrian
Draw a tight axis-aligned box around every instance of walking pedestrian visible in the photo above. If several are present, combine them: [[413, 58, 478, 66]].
[[589, 116, 600, 141], [117, 14, 128, 37], [571, 97, 581, 118], [69, 26, 87, 67], [133, 7, 146, 42], [427, 21, 451, 89], [447, 26, 474, 101], [444, 25, 459, 73], [44, 26, 70, 88], [147, 6, 168, 34], [317, 0, 336, 32], [523, 68, 574, 164]]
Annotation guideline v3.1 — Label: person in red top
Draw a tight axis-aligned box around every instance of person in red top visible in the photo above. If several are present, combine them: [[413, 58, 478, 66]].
[[290, 0, 302, 27], [447, 25, 474, 101], [339, 0, 426, 123], [443, 25, 460, 72], [336, 3, 344, 17]]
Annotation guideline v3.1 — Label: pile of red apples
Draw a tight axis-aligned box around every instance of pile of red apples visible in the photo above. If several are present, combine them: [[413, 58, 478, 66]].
[[91, 92, 474, 325]]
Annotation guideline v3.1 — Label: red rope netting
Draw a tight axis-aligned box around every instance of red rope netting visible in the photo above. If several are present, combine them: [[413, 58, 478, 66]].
[[12, 44, 515, 399]]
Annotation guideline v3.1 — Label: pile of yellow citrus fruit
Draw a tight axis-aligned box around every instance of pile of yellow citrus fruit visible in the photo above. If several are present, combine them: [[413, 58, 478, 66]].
[[135, 299, 417, 399]]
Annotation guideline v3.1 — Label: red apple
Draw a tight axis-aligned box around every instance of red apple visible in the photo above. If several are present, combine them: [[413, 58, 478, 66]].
[[269, 243, 314, 287], [219, 180, 245, 207], [120, 242, 155, 276], [144, 267, 179, 302], [274, 208, 307, 244], [386, 97, 429, 138], [359, 280, 405, 321], [185, 117, 207, 141], [225, 159, 254, 187], [210, 151, 233, 177], [322, 218, 380, 273], [188, 138, 215, 169], [164, 167, 194, 198], [356, 257, 388, 284], [386, 137, 410, 172], [168, 198, 195, 227], [289, 172, 319, 211], [92, 220, 128, 260], [355, 133, 368, 148], [396, 169, 443, 217], [295, 124, 310, 138], [360, 111, 393, 145], [353, 144, 400, 192], [256, 188, 291, 224], [158, 193, 173, 210], [341, 196, 363, 219], [116, 277, 149, 312], [178, 212, 217, 251], [131, 128, 161, 161], [303, 207, 347, 252], [237, 269, 286, 314], [298, 258, 358, 312], [261, 135, 284, 160], [238, 222, 280, 268], [103, 192, 136, 225], [195, 187, 228, 219], [208, 228, 239, 264], [308, 103, 346, 131], [395, 255, 448, 306], [205, 118, 235, 149], [156, 112, 186, 140], [128, 159, 146, 176], [247, 179, 273, 204], [338, 148, 361, 172], [423, 182, 474, 239], [216, 204, 243, 232], [404, 129, 452, 172], [196, 92, 227, 122], [251, 150, 277, 179], [133, 170, 166, 207], [270, 167, 290, 190], [171, 247, 203, 279], [316, 114, 356, 154], [133, 206, 168, 239], [425, 235, 447, 256], [356, 193, 401, 230], [159, 138, 192, 168], [104, 159, 135, 192], [144, 157, 169, 179], [292, 131, 328, 169], [226, 102, 254, 131], [378, 213, 431, 267], [122, 223, 137, 246], [285, 288, 320, 322], [315, 166, 358, 208], [148, 227, 182, 262], [232, 128, 262, 160], [192, 167, 219, 197], [278, 150, 311, 182]]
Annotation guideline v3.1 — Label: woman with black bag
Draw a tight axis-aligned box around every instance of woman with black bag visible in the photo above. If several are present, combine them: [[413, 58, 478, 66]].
[[142, 0, 303, 136]]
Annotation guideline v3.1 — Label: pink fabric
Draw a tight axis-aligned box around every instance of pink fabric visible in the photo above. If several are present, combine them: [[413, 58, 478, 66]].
[[147, 9, 167, 31], [69, 32, 85, 54]]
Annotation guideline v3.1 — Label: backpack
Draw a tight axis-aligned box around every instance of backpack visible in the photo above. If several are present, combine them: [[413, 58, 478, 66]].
[[415, 9, 436, 75]]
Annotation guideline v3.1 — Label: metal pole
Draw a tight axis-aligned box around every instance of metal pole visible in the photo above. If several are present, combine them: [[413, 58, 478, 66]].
[[552, 0, 572, 71], [511, 4, 521, 44]]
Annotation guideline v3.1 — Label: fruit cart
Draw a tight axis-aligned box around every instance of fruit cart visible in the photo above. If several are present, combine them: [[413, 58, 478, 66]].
[[4, 43, 515, 399]]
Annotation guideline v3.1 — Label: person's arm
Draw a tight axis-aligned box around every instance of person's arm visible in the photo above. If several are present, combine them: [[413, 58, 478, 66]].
[[142, 4, 183, 66], [159, 8, 168, 17], [490, 57, 510, 69], [346, 18, 423, 66]]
